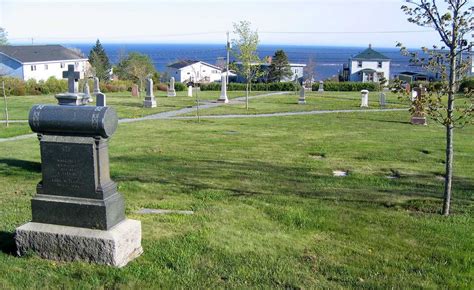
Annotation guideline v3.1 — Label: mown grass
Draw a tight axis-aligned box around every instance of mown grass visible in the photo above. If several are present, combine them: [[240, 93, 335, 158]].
[[0, 110, 472, 288], [183, 91, 407, 116], [0, 90, 258, 121]]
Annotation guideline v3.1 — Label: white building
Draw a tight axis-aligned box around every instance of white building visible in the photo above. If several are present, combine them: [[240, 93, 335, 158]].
[[349, 45, 390, 82], [0, 45, 89, 81], [168, 60, 222, 83]]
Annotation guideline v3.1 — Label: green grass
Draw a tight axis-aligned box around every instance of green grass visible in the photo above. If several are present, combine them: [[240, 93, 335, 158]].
[[0, 109, 472, 288], [0, 123, 31, 138], [0, 90, 259, 121], [183, 91, 408, 116]]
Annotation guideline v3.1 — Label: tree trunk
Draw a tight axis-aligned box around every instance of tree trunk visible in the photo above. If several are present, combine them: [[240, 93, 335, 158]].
[[246, 82, 249, 110], [442, 32, 458, 216]]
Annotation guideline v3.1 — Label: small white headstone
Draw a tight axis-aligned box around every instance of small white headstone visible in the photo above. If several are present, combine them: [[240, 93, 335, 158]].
[[411, 90, 418, 101], [379, 92, 386, 108], [360, 90, 369, 107], [217, 73, 229, 103], [187, 85, 193, 97]]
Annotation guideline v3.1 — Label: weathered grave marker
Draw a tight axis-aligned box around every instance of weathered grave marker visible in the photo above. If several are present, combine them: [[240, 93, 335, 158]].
[[167, 77, 176, 97], [143, 77, 157, 108], [411, 84, 427, 125], [217, 73, 229, 103]]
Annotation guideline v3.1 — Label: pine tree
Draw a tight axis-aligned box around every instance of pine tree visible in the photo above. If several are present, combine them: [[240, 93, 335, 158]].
[[89, 39, 111, 81], [268, 50, 292, 82]]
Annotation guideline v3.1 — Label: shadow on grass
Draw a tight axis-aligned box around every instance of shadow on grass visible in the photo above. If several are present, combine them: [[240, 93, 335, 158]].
[[110, 155, 474, 208], [0, 231, 17, 255], [0, 159, 41, 173]]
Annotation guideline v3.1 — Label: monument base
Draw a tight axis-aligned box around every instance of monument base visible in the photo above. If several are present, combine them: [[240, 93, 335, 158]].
[[298, 99, 306, 104], [411, 116, 427, 125], [143, 99, 157, 108], [167, 90, 176, 97], [15, 219, 143, 267], [217, 97, 229, 103]]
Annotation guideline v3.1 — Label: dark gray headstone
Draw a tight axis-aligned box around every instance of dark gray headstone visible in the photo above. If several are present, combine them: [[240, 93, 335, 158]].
[[28, 104, 124, 230], [96, 92, 106, 106]]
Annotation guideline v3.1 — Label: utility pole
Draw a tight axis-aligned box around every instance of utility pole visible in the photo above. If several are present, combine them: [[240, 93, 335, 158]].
[[31, 37, 34, 45], [226, 31, 231, 84]]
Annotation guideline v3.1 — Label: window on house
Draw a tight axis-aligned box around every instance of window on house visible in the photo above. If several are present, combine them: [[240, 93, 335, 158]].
[[44, 64, 48, 70], [357, 61, 362, 68], [377, 61, 382, 68], [31, 65, 36, 71], [60, 63, 65, 68], [74, 62, 79, 69]]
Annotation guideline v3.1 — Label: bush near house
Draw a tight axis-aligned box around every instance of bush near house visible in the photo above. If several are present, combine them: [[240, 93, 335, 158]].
[[459, 77, 474, 93], [312, 82, 381, 92]]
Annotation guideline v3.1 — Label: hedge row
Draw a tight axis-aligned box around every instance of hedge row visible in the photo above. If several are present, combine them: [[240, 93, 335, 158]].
[[0, 77, 185, 96], [312, 82, 381, 92], [200, 82, 299, 91]]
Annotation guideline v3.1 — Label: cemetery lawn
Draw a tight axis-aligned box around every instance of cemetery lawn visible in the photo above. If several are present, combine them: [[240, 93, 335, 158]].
[[0, 110, 473, 288], [182, 91, 408, 116], [0, 123, 31, 138], [0, 90, 260, 121]]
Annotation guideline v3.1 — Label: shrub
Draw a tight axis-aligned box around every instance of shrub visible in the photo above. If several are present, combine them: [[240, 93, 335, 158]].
[[174, 82, 186, 91], [459, 77, 474, 93], [312, 82, 380, 92]]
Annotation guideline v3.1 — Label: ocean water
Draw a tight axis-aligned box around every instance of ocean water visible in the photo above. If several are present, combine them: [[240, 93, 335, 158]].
[[71, 43, 423, 80]]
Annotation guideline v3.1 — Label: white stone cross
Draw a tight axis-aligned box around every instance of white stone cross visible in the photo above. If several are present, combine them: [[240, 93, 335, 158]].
[[62, 64, 80, 93]]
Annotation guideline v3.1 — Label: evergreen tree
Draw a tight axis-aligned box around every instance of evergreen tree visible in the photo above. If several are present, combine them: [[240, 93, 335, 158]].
[[268, 50, 292, 82], [89, 39, 111, 81]]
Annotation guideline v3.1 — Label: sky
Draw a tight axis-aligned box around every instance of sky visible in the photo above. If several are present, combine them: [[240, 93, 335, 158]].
[[0, 0, 451, 48]]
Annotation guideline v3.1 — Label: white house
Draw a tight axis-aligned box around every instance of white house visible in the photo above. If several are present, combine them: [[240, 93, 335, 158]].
[[168, 60, 223, 83], [0, 45, 89, 81], [349, 44, 390, 82]]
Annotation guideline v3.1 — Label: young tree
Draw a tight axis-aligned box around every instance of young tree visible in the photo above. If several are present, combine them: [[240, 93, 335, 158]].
[[0, 27, 8, 45], [268, 50, 292, 82], [115, 52, 156, 96], [400, 0, 473, 215], [89, 39, 112, 81], [232, 21, 261, 110]]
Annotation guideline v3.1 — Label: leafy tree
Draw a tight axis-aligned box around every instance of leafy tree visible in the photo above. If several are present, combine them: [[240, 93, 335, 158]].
[[268, 50, 292, 82], [0, 27, 8, 45], [88, 39, 111, 81], [399, 0, 473, 215], [115, 52, 156, 96], [232, 20, 261, 110]]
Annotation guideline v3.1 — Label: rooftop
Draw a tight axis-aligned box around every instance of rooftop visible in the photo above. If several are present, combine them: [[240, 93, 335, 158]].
[[168, 60, 222, 70], [0, 45, 87, 63], [352, 44, 390, 61]]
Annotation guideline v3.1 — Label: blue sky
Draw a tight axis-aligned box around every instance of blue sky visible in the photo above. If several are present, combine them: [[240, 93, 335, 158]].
[[0, 0, 445, 48]]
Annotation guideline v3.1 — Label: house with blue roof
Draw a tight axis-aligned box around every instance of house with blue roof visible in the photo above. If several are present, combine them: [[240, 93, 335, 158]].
[[0, 45, 89, 81], [348, 44, 390, 83]]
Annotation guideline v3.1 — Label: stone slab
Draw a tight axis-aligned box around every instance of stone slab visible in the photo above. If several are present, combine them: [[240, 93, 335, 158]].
[[15, 219, 142, 267], [411, 116, 427, 125], [136, 208, 194, 215]]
